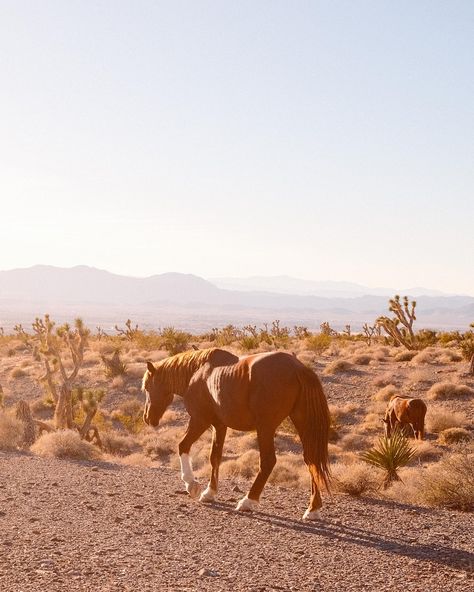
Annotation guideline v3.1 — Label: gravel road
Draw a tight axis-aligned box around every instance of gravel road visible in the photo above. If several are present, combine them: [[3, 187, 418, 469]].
[[0, 452, 472, 592]]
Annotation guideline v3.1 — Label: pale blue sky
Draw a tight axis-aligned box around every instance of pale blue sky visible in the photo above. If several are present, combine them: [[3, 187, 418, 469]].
[[1, 1, 473, 293]]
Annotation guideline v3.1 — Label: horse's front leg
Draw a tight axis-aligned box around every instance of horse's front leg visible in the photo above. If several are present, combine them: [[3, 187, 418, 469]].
[[200, 423, 227, 503], [178, 417, 210, 499]]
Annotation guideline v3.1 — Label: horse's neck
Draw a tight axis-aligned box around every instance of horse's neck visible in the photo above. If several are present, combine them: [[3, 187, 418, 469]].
[[160, 362, 195, 396]]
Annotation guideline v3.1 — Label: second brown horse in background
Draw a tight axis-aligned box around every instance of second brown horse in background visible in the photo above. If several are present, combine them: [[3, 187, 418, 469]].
[[383, 395, 427, 440]]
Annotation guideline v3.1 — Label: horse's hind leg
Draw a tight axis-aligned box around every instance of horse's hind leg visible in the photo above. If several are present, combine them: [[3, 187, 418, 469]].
[[200, 422, 227, 503], [178, 417, 210, 499], [290, 411, 322, 520], [236, 426, 276, 512]]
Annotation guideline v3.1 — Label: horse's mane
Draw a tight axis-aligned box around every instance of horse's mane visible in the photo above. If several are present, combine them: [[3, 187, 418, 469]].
[[142, 348, 219, 395]]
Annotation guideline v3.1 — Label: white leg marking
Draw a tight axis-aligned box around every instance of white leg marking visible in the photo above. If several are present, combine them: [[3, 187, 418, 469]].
[[235, 495, 259, 512], [180, 453, 201, 498], [303, 509, 320, 521], [199, 485, 216, 503], [180, 453, 194, 484]]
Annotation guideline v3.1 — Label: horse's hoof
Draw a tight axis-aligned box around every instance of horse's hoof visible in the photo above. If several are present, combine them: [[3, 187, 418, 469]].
[[199, 487, 216, 503], [302, 509, 320, 521], [235, 496, 258, 512], [186, 481, 202, 499]]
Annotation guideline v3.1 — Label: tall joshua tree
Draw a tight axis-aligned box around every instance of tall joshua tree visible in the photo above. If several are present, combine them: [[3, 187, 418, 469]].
[[15, 315, 89, 429], [376, 295, 417, 350]]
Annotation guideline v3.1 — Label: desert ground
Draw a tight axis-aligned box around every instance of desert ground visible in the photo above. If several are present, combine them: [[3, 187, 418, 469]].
[[0, 325, 473, 591]]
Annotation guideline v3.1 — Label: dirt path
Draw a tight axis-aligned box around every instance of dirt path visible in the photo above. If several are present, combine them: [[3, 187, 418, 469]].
[[0, 452, 472, 592]]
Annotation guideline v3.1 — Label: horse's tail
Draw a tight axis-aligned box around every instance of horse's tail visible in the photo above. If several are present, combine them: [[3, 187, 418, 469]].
[[296, 366, 331, 490]]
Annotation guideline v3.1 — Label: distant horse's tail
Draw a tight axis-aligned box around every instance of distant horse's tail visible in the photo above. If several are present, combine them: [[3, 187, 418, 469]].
[[296, 366, 331, 490]]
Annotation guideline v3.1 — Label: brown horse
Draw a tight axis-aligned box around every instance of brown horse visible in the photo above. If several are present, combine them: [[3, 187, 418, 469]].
[[383, 395, 427, 440], [142, 348, 330, 520]]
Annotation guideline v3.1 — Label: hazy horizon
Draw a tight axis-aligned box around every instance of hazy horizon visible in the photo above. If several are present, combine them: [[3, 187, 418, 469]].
[[1, 2, 473, 293]]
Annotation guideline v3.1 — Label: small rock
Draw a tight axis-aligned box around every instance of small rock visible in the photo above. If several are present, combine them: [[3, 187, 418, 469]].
[[232, 484, 243, 493], [199, 568, 219, 577], [91, 466, 99, 472]]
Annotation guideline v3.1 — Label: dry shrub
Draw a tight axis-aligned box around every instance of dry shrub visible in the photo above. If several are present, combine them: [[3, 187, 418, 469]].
[[329, 403, 359, 427], [0, 411, 22, 450], [323, 359, 353, 375], [438, 428, 472, 445], [111, 398, 143, 433], [408, 368, 434, 386], [338, 433, 369, 451], [438, 350, 462, 364], [126, 365, 146, 379], [305, 334, 331, 353], [372, 384, 398, 402], [160, 408, 181, 425], [139, 426, 180, 461], [30, 397, 54, 420], [394, 350, 417, 362], [427, 382, 474, 400], [409, 350, 435, 364], [101, 431, 139, 456], [394, 447, 474, 511], [111, 376, 125, 390], [372, 372, 396, 388], [360, 412, 383, 433], [220, 449, 260, 479], [331, 461, 379, 496], [426, 407, 468, 433], [410, 440, 443, 462], [268, 454, 307, 487], [350, 354, 372, 366], [372, 347, 390, 361], [120, 452, 154, 467], [11, 368, 26, 379], [31, 430, 101, 460]]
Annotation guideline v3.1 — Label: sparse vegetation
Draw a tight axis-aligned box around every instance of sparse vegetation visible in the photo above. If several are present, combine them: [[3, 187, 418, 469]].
[[361, 428, 417, 488], [31, 429, 102, 460]]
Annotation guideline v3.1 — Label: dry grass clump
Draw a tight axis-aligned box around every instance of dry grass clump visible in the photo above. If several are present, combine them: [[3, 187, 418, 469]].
[[338, 433, 369, 451], [268, 454, 307, 487], [139, 426, 180, 461], [409, 349, 435, 365], [438, 350, 463, 364], [323, 359, 353, 375], [120, 452, 154, 467], [360, 412, 383, 434], [426, 407, 468, 433], [410, 440, 443, 462], [372, 372, 396, 388], [220, 449, 260, 479], [371, 347, 390, 361], [0, 411, 22, 450], [101, 431, 139, 456], [394, 350, 417, 362], [438, 428, 472, 445], [10, 367, 27, 379], [350, 354, 372, 366], [331, 461, 379, 496], [427, 382, 474, 400], [31, 430, 102, 460], [111, 376, 125, 390], [420, 446, 474, 510], [408, 368, 434, 386], [372, 384, 398, 402]]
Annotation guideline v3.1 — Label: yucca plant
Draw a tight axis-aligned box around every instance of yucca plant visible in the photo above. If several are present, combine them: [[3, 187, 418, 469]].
[[361, 427, 416, 489]]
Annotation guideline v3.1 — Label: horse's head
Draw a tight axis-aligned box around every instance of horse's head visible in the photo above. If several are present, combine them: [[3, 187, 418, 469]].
[[381, 416, 391, 438], [142, 361, 173, 427]]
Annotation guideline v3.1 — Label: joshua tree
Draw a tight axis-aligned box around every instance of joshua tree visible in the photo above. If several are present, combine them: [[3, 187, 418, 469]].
[[362, 323, 377, 346], [15, 400, 36, 448], [376, 295, 417, 350], [114, 319, 140, 341], [14, 315, 89, 429]]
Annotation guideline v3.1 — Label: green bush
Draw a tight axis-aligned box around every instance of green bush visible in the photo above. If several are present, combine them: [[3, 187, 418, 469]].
[[306, 333, 331, 353]]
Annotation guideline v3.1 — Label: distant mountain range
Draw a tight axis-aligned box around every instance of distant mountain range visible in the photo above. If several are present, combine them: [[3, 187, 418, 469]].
[[0, 265, 472, 331]]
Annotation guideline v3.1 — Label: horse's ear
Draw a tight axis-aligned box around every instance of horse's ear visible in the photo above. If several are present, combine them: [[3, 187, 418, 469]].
[[147, 361, 156, 374]]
